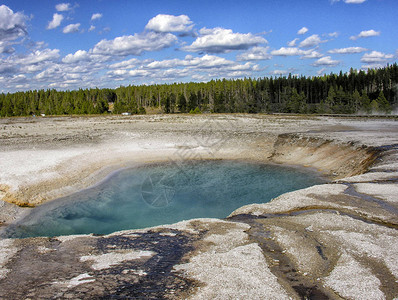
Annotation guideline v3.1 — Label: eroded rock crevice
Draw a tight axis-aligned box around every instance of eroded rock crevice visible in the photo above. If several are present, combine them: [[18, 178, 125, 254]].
[[228, 213, 340, 299], [270, 133, 381, 179], [1, 115, 397, 299], [0, 228, 201, 299], [228, 207, 398, 299]]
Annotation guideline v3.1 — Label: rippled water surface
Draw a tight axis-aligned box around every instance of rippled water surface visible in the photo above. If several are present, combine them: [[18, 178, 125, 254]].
[[4, 160, 326, 238]]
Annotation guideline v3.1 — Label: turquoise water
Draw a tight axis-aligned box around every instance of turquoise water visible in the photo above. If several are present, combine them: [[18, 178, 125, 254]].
[[3, 160, 325, 238]]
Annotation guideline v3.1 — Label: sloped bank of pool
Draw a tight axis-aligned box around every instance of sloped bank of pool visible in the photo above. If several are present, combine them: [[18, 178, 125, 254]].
[[2, 160, 326, 238]]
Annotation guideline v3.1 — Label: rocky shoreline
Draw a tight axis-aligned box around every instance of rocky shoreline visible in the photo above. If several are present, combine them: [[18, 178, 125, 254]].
[[0, 114, 397, 299]]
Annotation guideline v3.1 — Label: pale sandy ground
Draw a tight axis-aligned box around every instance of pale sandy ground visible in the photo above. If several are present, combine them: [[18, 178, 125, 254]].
[[0, 114, 397, 299]]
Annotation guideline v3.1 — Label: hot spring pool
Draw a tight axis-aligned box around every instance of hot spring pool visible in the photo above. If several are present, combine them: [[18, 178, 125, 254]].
[[3, 160, 326, 238]]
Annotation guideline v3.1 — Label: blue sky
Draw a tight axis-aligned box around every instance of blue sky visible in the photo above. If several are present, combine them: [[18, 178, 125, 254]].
[[0, 0, 397, 92]]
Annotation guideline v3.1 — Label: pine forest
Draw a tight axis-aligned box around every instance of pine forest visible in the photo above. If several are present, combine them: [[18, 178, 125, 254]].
[[1, 64, 397, 117]]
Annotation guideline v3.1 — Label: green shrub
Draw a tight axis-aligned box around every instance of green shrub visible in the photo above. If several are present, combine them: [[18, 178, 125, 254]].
[[138, 106, 146, 114], [189, 107, 202, 114]]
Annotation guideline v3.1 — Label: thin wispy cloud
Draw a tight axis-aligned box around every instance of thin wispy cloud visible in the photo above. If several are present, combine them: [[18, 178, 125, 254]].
[[288, 38, 299, 47], [328, 47, 368, 54], [55, 3, 71, 12], [345, 0, 366, 3], [332, 0, 366, 4], [297, 27, 308, 35], [91, 13, 102, 21]]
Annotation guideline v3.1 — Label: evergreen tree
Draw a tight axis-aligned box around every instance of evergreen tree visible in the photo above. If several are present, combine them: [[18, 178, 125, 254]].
[[162, 94, 171, 113], [370, 100, 379, 112], [177, 93, 187, 113], [286, 88, 307, 113], [94, 97, 108, 114], [138, 106, 146, 114], [351, 90, 361, 113], [360, 92, 371, 114], [376, 90, 391, 114]]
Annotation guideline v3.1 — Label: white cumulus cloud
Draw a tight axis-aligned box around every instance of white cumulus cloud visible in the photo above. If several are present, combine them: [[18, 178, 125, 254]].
[[183, 27, 266, 53], [0, 4, 28, 42], [1, 48, 60, 77], [93, 32, 177, 56], [350, 29, 380, 40], [91, 13, 102, 21], [0, 41, 14, 54], [271, 47, 304, 56], [301, 50, 323, 59], [146, 54, 235, 69], [297, 27, 308, 35], [56, 3, 71, 12], [145, 14, 194, 33], [47, 13, 64, 30], [63, 23, 80, 34], [17, 49, 60, 65], [360, 51, 394, 63], [328, 47, 368, 54], [299, 34, 323, 48], [62, 50, 90, 63], [237, 46, 272, 61], [271, 47, 322, 59], [312, 56, 340, 66]]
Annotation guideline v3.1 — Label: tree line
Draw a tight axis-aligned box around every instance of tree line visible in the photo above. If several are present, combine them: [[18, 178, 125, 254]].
[[1, 63, 397, 117]]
